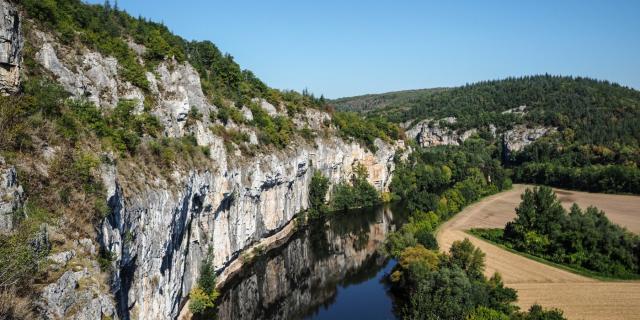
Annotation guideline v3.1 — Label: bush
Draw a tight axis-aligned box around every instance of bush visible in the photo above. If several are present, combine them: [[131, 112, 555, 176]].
[[188, 287, 214, 315]]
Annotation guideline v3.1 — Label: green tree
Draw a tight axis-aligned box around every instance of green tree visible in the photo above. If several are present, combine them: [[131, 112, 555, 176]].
[[308, 171, 329, 218], [449, 238, 486, 280]]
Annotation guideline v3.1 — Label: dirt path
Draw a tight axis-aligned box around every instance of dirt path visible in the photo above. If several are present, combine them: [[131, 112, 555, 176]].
[[436, 184, 640, 320]]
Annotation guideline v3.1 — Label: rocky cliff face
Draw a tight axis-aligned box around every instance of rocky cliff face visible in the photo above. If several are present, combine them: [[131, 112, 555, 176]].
[[503, 125, 555, 152], [0, 0, 22, 93], [98, 135, 396, 320], [6, 9, 399, 319], [406, 117, 554, 153], [406, 118, 477, 147]]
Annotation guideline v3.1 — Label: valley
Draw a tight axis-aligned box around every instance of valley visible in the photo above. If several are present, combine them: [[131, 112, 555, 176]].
[[1, 1, 639, 320]]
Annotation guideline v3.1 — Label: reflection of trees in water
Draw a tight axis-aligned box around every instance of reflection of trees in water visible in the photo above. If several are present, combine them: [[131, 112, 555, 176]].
[[214, 205, 398, 320]]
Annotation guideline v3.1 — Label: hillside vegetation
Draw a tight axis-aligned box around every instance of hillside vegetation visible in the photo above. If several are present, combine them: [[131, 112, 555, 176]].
[[337, 76, 640, 194]]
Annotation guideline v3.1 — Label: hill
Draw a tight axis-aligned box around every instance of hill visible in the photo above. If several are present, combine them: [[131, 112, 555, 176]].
[[335, 75, 640, 146], [331, 87, 448, 113]]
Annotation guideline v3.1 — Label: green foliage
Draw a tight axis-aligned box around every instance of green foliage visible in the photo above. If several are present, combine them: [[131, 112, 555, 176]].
[[248, 102, 294, 148], [514, 161, 640, 194], [190, 249, 220, 315], [198, 249, 217, 294], [97, 248, 115, 272], [500, 187, 640, 278], [332, 111, 402, 151], [308, 171, 330, 218], [391, 138, 509, 217], [448, 238, 486, 280], [330, 164, 380, 211], [391, 239, 523, 320], [62, 98, 161, 154], [188, 287, 214, 315], [511, 304, 566, 320], [466, 306, 509, 320], [146, 135, 209, 169], [209, 125, 250, 152], [215, 105, 245, 125], [0, 211, 49, 289]]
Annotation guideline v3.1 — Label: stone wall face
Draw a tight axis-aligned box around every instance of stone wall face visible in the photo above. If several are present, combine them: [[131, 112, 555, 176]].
[[0, 0, 22, 93]]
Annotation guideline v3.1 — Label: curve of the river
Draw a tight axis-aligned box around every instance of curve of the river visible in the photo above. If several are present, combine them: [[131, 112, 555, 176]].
[[436, 184, 640, 320]]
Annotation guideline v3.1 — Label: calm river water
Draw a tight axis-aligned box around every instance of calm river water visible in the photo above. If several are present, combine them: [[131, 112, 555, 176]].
[[212, 205, 406, 320]]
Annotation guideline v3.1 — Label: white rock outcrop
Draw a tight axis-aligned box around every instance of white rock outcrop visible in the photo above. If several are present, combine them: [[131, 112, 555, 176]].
[[406, 118, 477, 147], [504, 125, 555, 152]]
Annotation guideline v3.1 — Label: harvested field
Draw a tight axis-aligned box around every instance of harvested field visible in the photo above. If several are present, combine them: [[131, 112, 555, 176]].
[[436, 184, 640, 320]]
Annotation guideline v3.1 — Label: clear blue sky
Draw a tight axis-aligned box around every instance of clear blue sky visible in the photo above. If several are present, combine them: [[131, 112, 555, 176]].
[[88, 0, 640, 98]]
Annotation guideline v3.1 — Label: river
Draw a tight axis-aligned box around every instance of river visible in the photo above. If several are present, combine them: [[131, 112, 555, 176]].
[[211, 205, 405, 320]]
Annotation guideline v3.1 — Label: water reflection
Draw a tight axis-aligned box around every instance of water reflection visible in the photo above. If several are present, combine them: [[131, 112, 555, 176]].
[[213, 205, 404, 320]]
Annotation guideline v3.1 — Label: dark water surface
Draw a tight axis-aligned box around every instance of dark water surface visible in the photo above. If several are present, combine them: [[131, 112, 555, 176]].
[[213, 205, 405, 320]]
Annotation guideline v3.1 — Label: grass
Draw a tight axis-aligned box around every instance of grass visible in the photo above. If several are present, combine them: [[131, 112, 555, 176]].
[[467, 228, 640, 281]]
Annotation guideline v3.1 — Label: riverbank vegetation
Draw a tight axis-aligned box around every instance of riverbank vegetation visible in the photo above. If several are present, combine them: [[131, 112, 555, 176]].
[[307, 164, 382, 219], [472, 187, 640, 279], [387, 237, 566, 319]]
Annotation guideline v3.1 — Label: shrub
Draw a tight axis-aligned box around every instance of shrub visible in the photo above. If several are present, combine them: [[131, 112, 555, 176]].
[[188, 287, 214, 315]]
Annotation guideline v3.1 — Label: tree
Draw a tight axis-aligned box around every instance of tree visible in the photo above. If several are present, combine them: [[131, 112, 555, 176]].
[[189, 248, 219, 315], [449, 238, 486, 280], [308, 171, 329, 218], [504, 187, 565, 253]]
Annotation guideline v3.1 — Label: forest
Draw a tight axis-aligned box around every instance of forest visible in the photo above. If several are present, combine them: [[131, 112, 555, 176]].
[[340, 76, 640, 195]]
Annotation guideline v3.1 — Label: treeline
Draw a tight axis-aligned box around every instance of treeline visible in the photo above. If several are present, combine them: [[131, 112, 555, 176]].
[[510, 137, 640, 194], [475, 187, 640, 278], [513, 162, 640, 194]]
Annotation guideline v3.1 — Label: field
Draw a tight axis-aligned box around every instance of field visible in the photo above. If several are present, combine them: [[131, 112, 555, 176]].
[[436, 184, 640, 320]]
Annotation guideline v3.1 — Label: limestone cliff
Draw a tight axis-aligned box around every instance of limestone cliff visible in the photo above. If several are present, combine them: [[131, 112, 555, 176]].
[[406, 116, 554, 153], [0, 4, 399, 319], [0, 0, 22, 93], [406, 118, 477, 147]]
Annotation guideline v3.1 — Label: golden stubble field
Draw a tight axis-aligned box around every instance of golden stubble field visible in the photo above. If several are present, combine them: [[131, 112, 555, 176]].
[[436, 184, 640, 320]]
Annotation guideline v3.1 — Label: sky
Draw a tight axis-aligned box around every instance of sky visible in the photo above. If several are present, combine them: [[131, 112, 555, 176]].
[[88, 0, 640, 98]]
